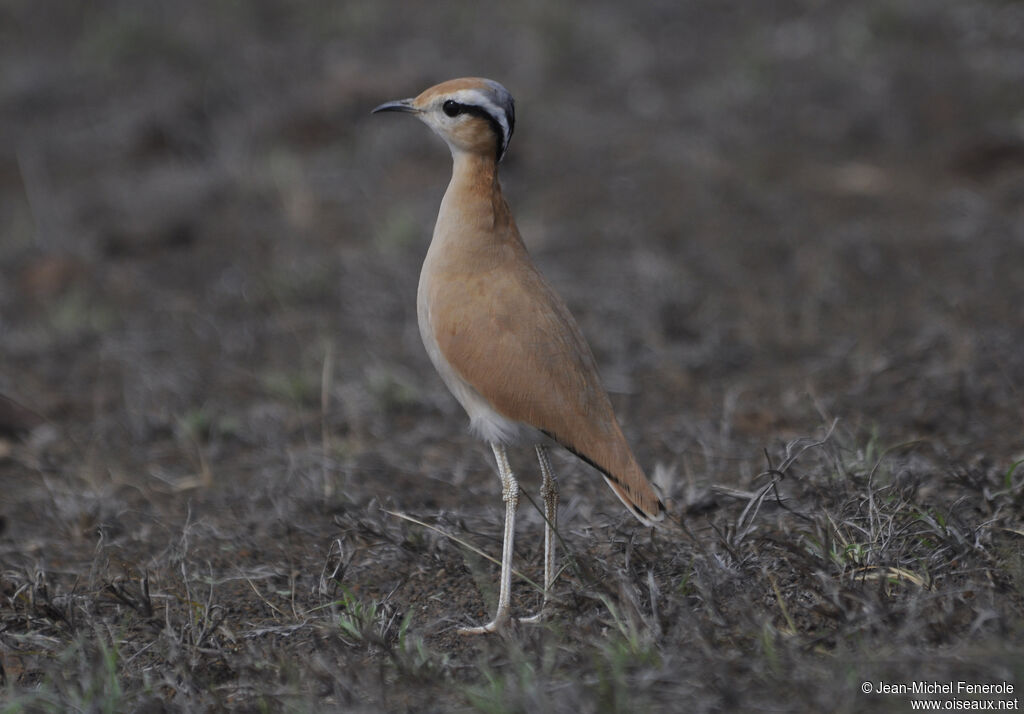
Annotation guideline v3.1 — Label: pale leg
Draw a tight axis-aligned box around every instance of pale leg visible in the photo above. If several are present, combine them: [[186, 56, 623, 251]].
[[521, 444, 559, 623], [459, 442, 519, 634]]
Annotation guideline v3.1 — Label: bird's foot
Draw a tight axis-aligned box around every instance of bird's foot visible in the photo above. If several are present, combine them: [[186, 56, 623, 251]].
[[457, 616, 510, 635], [517, 610, 545, 625], [458, 607, 549, 633]]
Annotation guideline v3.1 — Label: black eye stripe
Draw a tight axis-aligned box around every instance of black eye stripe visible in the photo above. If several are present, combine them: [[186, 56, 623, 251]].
[[440, 96, 514, 161]]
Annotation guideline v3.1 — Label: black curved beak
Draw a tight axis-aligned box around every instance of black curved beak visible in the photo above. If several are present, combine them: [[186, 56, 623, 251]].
[[371, 98, 419, 115]]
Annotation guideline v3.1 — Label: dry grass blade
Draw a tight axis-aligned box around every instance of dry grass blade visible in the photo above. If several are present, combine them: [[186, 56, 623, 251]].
[[321, 340, 335, 500], [854, 566, 929, 588], [382, 509, 543, 593]]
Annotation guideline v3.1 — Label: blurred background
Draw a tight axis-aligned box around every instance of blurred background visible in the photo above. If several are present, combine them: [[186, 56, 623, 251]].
[[0, 0, 1022, 707], [2, 0, 1021, 486]]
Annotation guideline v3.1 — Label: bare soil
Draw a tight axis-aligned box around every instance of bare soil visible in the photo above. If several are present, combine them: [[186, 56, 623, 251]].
[[1, 1, 1023, 712]]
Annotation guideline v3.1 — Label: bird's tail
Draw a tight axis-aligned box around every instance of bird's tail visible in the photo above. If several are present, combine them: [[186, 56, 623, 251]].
[[601, 473, 666, 527]]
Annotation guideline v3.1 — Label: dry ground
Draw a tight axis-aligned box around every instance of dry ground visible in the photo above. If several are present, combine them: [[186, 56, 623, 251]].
[[1, 1, 1023, 712]]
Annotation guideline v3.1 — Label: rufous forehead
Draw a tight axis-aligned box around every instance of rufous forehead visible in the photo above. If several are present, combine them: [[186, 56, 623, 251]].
[[414, 77, 494, 106]]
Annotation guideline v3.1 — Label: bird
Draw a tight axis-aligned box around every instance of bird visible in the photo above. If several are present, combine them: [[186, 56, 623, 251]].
[[372, 77, 665, 634]]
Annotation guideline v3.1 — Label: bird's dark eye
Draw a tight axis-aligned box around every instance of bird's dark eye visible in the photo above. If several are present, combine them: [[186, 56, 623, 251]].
[[442, 100, 462, 117]]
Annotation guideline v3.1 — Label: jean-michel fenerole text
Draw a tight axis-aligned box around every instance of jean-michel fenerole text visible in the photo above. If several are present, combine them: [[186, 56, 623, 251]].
[[874, 681, 1014, 696]]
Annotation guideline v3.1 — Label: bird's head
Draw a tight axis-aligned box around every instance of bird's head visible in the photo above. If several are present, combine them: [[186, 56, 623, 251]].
[[372, 77, 515, 163]]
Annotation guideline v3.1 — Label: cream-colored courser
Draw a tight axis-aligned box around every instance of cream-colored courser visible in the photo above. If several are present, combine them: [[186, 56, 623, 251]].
[[373, 77, 665, 634]]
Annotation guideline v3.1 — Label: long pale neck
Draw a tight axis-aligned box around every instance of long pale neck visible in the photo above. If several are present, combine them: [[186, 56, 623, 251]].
[[431, 152, 515, 258]]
